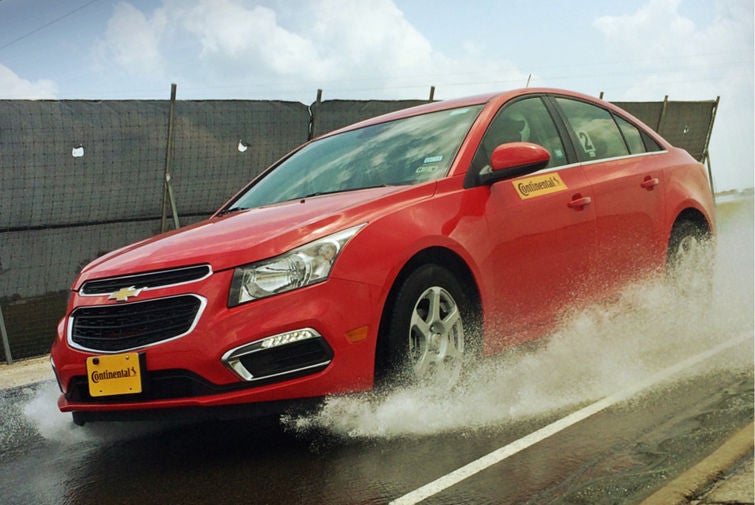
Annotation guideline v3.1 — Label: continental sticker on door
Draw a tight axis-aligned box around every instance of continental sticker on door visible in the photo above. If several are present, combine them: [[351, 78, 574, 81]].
[[514, 173, 568, 200], [86, 352, 142, 397]]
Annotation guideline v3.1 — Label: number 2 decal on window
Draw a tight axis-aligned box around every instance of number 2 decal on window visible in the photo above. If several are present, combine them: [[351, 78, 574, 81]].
[[578, 131, 597, 158]]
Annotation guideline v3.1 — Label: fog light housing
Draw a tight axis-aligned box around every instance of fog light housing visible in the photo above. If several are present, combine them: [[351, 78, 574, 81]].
[[222, 328, 333, 382]]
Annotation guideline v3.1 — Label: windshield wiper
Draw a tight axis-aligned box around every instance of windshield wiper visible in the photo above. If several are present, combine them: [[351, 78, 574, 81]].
[[301, 184, 392, 199], [216, 207, 246, 217], [301, 190, 343, 198]]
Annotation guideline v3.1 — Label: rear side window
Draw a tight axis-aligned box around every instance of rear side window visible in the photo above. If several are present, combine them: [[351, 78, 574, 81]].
[[614, 115, 646, 154], [555, 98, 629, 161]]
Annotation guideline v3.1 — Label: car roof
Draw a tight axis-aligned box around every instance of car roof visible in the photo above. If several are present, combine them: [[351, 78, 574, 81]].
[[322, 92, 500, 137], [322, 88, 606, 136], [320, 87, 668, 149]]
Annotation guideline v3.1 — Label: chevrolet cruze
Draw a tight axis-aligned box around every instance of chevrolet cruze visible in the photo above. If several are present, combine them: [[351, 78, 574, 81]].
[[50, 88, 715, 425]]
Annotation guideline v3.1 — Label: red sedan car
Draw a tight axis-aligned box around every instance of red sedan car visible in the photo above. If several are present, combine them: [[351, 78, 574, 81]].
[[50, 88, 715, 424]]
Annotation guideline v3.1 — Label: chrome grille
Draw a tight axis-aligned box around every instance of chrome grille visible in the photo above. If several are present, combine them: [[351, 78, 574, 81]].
[[70, 295, 203, 352], [80, 265, 211, 295]]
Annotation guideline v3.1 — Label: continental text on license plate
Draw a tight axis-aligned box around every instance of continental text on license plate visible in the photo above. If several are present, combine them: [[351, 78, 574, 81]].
[[86, 352, 143, 397]]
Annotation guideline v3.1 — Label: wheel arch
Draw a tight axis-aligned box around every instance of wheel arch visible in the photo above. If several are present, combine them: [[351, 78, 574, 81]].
[[374, 246, 483, 373], [666, 207, 714, 264], [669, 207, 713, 242]]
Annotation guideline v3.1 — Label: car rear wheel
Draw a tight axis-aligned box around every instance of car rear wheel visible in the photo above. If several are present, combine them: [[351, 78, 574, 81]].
[[666, 218, 713, 294], [377, 264, 476, 389]]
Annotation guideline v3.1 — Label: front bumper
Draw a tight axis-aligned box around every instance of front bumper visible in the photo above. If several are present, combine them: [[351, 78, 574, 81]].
[[51, 269, 380, 416]]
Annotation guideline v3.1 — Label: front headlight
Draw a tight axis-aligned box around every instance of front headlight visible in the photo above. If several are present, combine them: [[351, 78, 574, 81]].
[[228, 224, 366, 307]]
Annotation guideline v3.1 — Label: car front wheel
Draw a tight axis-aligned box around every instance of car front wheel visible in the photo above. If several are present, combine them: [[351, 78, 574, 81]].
[[377, 264, 476, 389]]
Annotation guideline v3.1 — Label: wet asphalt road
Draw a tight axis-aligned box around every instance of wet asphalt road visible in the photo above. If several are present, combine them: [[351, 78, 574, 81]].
[[1, 345, 752, 505]]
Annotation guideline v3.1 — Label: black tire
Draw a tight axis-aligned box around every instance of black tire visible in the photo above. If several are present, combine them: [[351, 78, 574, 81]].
[[376, 264, 478, 389], [666, 218, 713, 295]]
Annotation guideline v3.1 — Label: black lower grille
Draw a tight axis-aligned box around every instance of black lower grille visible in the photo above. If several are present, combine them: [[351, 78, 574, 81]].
[[71, 296, 202, 352], [239, 339, 333, 379]]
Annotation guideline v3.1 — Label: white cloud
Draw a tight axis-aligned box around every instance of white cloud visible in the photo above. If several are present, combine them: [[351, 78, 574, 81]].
[[594, 0, 754, 190], [594, 0, 752, 99], [595, 0, 695, 61], [300, 0, 529, 98], [95, 2, 166, 78], [175, 0, 326, 77], [92, 0, 527, 100], [309, 0, 433, 72], [0, 64, 57, 99]]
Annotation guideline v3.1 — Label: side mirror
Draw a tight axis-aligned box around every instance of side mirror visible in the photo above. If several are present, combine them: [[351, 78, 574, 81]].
[[479, 142, 551, 185]]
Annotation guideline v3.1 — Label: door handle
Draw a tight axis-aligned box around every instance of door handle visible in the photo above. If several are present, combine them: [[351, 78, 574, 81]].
[[567, 195, 592, 210], [641, 176, 660, 190]]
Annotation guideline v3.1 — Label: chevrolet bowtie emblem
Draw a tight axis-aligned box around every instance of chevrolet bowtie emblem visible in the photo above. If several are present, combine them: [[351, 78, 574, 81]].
[[109, 286, 143, 302]]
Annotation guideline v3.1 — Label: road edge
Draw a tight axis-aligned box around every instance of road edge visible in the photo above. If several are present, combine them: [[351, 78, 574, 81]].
[[639, 421, 755, 505], [0, 354, 53, 390]]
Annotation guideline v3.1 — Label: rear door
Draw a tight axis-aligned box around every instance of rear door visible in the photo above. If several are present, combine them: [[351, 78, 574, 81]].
[[552, 97, 667, 287]]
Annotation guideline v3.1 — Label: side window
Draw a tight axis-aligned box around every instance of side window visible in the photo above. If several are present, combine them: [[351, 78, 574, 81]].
[[613, 114, 646, 154], [555, 98, 629, 161], [474, 97, 567, 170], [641, 131, 663, 152]]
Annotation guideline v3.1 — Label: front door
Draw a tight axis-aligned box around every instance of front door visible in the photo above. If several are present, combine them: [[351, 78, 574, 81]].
[[471, 96, 598, 353]]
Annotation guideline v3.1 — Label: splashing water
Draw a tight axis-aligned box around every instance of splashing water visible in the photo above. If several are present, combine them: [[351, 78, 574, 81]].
[[20, 381, 170, 446], [284, 195, 754, 439]]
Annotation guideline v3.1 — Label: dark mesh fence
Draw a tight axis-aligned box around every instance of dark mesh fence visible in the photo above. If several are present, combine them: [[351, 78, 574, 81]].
[[170, 101, 310, 217], [311, 99, 429, 137], [656, 101, 717, 161], [0, 95, 716, 361], [1, 100, 168, 229], [0, 100, 310, 230], [615, 99, 719, 162], [612, 102, 667, 132]]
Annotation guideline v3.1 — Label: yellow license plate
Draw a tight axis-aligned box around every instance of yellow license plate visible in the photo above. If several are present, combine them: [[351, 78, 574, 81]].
[[86, 352, 143, 397]]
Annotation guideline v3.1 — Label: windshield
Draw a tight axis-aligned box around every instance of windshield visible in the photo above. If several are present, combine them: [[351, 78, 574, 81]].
[[228, 104, 483, 210]]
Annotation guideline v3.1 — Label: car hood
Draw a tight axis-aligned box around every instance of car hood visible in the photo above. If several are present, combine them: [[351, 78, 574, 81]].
[[75, 185, 432, 287]]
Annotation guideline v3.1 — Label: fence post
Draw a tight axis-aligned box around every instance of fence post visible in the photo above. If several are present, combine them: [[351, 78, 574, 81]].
[[161, 83, 180, 233], [656, 95, 669, 134], [702, 96, 720, 197], [1, 305, 12, 365], [309, 89, 323, 141]]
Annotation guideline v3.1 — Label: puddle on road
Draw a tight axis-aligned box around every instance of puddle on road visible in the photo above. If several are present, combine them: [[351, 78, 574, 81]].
[[285, 196, 754, 439], [13, 196, 753, 445]]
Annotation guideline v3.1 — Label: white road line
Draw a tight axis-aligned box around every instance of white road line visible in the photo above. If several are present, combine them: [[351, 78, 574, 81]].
[[390, 334, 751, 505]]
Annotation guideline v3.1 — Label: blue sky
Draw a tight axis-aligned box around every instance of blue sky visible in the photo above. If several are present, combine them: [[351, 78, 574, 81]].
[[1, 0, 752, 191]]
